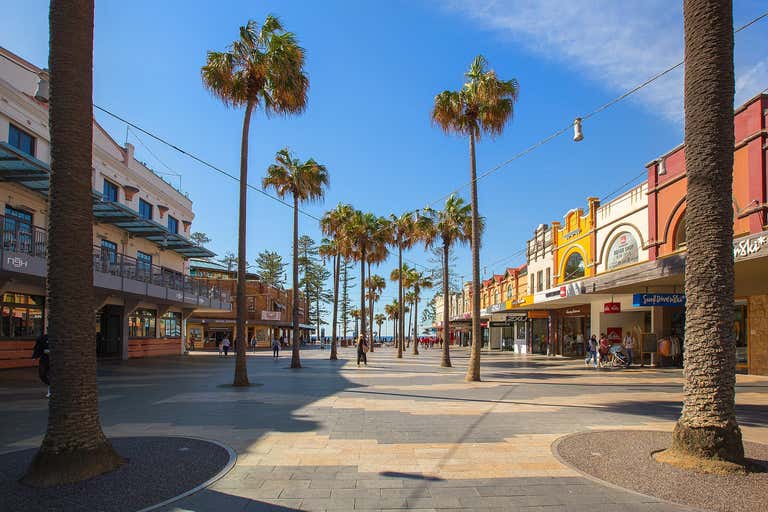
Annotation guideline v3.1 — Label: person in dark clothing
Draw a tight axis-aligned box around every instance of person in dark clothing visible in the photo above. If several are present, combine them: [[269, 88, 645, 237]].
[[356, 336, 368, 366], [32, 334, 50, 398]]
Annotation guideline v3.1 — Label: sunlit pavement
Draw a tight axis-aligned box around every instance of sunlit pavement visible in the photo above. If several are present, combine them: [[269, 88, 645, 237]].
[[1, 347, 766, 511]]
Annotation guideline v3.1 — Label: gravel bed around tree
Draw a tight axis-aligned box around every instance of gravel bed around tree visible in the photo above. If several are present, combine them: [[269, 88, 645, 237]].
[[0, 436, 233, 512], [554, 430, 768, 512]]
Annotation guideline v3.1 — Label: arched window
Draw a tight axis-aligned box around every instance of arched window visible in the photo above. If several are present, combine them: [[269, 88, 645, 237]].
[[674, 213, 687, 250], [563, 252, 585, 281], [507, 285, 513, 299]]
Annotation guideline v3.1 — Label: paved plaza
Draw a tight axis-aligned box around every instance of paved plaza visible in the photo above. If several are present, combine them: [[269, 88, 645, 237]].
[[1, 347, 767, 511]]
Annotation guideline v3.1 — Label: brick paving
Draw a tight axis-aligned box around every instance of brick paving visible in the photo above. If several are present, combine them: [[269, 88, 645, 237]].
[[1, 346, 766, 511]]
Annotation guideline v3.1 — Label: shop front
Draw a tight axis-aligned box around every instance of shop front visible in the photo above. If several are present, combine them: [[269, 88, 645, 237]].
[[555, 305, 590, 357], [528, 310, 550, 355], [489, 313, 528, 352]]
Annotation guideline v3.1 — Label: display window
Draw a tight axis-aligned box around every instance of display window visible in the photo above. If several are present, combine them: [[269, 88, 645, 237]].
[[0, 292, 45, 339], [128, 308, 156, 338]]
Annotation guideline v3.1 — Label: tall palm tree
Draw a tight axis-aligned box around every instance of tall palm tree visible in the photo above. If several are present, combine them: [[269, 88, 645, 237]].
[[423, 195, 475, 367], [347, 212, 383, 348], [23, 0, 124, 486], [366, 274, 387, 347], [202, 16, 308, 385], [432, 55, 518, 382], [320, 203, 354, 360], [385, 301, 399, 345], [404, 290, 417, 348], [406, 269, 433, 355], [668, 0, 744, 465], [351, 308, 361, 338], [374, 313, 386, 343], [365, 228, 390, 352], [388, 213, 417, 358], [263, 148, 329, 368]]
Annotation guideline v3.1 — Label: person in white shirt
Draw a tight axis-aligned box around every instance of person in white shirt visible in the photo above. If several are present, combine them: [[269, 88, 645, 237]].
[[623, 333, 635, 367], [222, 336, 231, 357]]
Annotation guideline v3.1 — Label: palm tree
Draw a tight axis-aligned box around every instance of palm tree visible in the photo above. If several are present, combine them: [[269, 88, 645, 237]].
[[263, 148, 329, 368], [391, 262, 414, 354], [385, 301, 399, 345], [365, 230, 390, 353], [347, 212, 384, 349], [389, 213, 417, 358], [422, 195, 475, 367], [374, 313, 386, 343], [404, 290, 417, 348], [366, 275, 387, 347], [406, 269, 433, 355], [202, 16, 308, 384], [351, 308, 361, 338], [432, 55, 518, 382], [23, 0, 124, 486], [320, 203, 354, 360], [666, 0, 745, 466]]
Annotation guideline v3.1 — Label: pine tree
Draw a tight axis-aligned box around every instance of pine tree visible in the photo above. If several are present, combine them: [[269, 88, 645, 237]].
[[219, 251, 238, 272], [339, 256, 355, 343], [255, 250, 287, 289]]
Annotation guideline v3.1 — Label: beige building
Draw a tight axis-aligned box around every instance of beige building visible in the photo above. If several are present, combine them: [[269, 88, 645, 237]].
[[0, 47, 229, 369]]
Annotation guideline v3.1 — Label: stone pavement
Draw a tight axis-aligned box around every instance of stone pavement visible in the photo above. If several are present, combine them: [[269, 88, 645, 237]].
[[1, 346, 766, 511]]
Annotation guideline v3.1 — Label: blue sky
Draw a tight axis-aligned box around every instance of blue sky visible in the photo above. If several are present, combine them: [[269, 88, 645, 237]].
[[4, 1, 768, 332]]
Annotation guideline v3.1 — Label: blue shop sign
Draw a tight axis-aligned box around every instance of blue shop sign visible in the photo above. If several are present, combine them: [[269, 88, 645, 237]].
[[632, 293, 686, 307]]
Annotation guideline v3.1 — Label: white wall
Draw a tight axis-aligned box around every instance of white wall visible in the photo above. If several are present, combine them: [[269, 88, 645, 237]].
[[594, 183, 649, 274]]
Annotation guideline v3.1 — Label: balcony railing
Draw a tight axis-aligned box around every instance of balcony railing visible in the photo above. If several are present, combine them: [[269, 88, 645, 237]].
[[0, 214, 229, 306]]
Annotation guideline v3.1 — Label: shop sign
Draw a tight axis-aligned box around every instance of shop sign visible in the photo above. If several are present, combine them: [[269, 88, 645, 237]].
[[563, 282, 584, 297], [563, 305, 589, 316], [606, 327, 622, 343], [632, 293, 685, 307], [505, 314, 528, 322], [488, 303, 503, 313], [604, 302, 621, 314], [733, 233, 768, 260], [545, 289, 562, 298], [606, 232, 639, 270], [261, 311, 281, 321], [528, 311, 549, 319]]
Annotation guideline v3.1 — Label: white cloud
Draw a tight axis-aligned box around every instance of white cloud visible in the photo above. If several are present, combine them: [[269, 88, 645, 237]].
[[440, 0, 766, 123]]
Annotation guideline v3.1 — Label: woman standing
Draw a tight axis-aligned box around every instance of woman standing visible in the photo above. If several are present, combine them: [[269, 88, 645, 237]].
[[356, 335, 368, 367]]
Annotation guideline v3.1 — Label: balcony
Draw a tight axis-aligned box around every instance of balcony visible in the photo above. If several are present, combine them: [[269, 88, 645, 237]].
[[0, 216, 230, 311]]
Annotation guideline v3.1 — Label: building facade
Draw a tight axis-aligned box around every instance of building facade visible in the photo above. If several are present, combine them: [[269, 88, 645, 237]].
[[0, 48, 229, 369]]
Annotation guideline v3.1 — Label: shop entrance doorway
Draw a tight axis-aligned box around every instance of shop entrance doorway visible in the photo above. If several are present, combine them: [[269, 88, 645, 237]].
[[97, 305, 122, 358]]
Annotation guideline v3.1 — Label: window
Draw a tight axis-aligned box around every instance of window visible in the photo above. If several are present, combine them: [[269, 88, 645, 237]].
[[530, 273, 535, 294], [536, 270, 544, 292], [8, 124, 35, 156], [494, 290, 499, 304], [546, 268, 551, 289], [139, 199, 153, 220], [128, 308, 156, 338], [507, 285, 513, 299], [167, 215, 178, 234], [3, 206, 33, 253], [563, 252, 585, 281], [247, 296, 256, 312], [100, 239, 118, 265], [136, 251, 152, 279], [674, 214, 687, 250], [160, 311, 181, 338], [0, 292, 44, 339], [102, 179, 119, 202]]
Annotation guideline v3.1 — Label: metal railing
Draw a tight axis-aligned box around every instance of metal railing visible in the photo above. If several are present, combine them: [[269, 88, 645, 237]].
[[2, 215, 47, 257]]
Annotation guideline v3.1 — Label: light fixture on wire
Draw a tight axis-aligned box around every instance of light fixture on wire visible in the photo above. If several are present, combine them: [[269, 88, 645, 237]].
[[573, 117, 584, 142]]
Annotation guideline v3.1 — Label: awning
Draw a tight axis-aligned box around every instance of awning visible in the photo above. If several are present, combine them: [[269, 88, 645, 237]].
[[0, 142, 51, 195]]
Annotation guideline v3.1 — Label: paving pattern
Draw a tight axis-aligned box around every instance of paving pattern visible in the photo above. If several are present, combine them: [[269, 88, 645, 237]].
[[1, 346, 766, 511]]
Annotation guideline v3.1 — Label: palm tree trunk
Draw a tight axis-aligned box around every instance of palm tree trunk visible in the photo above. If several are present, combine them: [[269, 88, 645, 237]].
[[466, 128, 482, 381], [291, 195, 301, 368], [330, 253, 339, 360], [397, 245, 404, 358], [23, 0, 124, 486], [441, 240, 452, 367], [670, 0, 743, 463], [412, 292, 419, 355], [360, 249, 367, 343], [233, 99, 254, 386], [368, 262, 374, 352]]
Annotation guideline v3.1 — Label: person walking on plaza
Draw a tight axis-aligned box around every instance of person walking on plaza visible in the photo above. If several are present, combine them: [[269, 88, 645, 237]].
[[222, 336, 231, 357], [598, 333, 610, 367], [623, 332, 635, 367], [356, 335, 368, 366], [216, 338, 223, 357], [272, 337, 280, 359], [585, 334, 598, 368], [250, 335, 258, 354], [32, 333, 50, 398]]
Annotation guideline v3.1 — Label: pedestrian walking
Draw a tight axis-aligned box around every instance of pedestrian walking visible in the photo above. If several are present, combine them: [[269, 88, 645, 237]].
[[585, 334, 598, 368], [222, 336, 231, 357], [216, 339, 223, 357], [623, 332, 635, 367], [356, 335, 368, 366], [598, 334, 610, 366], [250, 335, 258, 353], [272, 337, 280, 359], [32, 333, 50, 398]]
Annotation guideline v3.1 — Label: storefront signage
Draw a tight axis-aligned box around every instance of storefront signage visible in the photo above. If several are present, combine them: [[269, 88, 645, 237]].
[[564, 228, 581, 239], [261, 311, 281, 321], [562, 305, 590, 316], [505, 314, 528, 322], [632, 293, 686, 307], [545, 289, 561, 298], [528, 311, 549, 319], [733, 233, 768, 260], [606, 232, 639, 270], [606, 327, 622, 343], [604, 302, 621, 314]]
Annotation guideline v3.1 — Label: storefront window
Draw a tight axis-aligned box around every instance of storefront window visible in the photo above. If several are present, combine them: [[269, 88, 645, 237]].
[[563, 252, 585, 281], [160, 311, 182, 338], [531, 318, 548, 354], [0, 292, 45, 339], [734, 304, 747, 365], [562, 317, 587, 357], [128, 308, 156, 338]]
